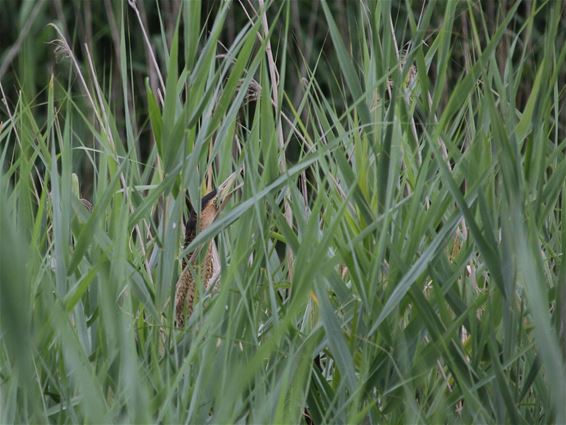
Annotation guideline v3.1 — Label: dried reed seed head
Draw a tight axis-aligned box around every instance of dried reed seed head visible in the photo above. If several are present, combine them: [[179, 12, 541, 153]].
[[236, 78, 262, 103], [80, 198, 93, 212], [50, 38, 73, 61]]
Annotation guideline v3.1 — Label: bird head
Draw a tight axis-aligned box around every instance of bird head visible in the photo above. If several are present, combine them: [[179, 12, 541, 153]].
[[185, 171, 241, 238], [200, 171, 240, 229]]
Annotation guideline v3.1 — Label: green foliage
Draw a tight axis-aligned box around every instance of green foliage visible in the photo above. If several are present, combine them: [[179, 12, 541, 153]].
[[1, 0, 566, 423]]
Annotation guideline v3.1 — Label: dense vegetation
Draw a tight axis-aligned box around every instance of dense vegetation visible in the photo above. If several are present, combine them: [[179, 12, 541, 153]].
[[1, 0, 566, 423]]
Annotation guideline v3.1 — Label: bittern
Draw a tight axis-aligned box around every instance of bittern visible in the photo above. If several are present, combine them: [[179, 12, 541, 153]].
[[174, 173, 239, 328]]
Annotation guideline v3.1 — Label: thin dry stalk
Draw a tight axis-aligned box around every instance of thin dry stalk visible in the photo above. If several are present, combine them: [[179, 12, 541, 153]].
[[128, 0, 165, 105], [49, 25, 154, 283], [256, 0, 295, 280], [83, 44, 154, 283]]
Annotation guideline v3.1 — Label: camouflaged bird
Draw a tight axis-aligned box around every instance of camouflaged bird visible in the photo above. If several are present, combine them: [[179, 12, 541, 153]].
[[174, 173, 239, 328]]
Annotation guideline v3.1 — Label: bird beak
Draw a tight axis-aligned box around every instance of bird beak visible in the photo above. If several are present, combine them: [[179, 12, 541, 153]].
[[216, 170, 241, 209]]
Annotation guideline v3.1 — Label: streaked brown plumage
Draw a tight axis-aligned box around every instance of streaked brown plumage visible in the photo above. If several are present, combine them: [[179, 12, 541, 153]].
[[174, 173, 239, 328], [174, 190, 217, 327]]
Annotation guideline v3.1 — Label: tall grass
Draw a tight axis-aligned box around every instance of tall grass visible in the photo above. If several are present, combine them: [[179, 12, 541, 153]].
[[1, 0, 566, 423]]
